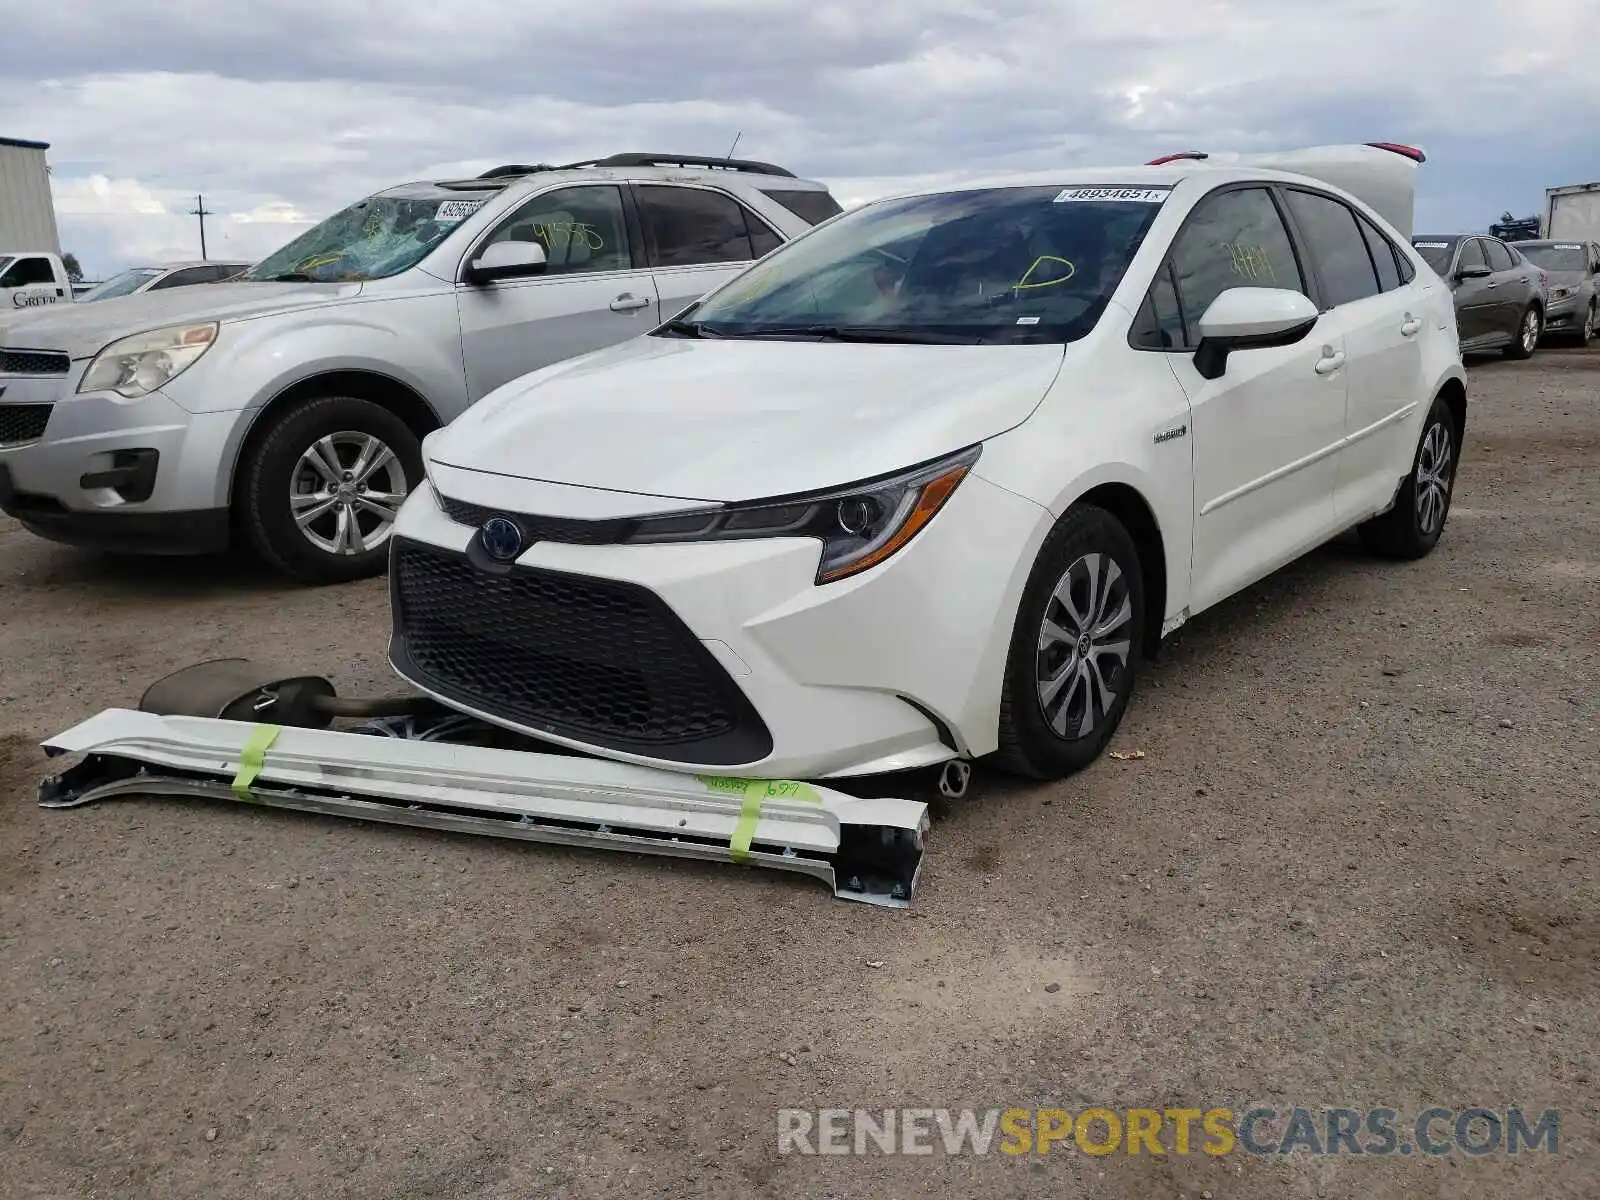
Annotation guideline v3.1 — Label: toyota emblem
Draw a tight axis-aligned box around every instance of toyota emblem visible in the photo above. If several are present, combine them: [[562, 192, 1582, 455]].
[[479, 516, 524, 562]]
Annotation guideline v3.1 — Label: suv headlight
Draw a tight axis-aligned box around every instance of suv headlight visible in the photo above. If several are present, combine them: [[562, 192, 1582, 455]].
[[78, 322, 218, 399], [621, 445, 980, 584]]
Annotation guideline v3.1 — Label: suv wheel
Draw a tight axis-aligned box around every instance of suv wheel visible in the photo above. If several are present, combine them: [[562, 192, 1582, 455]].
[[1503, 305, 1541, 359], [239, 394, 423, 584], [1357, 394, 1457, 560], [993, 504, 1146, 780]]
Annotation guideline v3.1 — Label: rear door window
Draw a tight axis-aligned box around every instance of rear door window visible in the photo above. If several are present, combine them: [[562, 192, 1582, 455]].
[[1356, 214, 1402, 292], [1283, 189, 1381, 308], [636, 185, 756, 267], [1483, 239, 1514, 272]]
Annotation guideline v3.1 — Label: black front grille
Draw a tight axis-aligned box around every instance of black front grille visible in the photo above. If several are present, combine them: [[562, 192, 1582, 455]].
[[0, 404, 51, 445], [435, 493, 632, 545], [389, 538, 772, 764], [0, 349, 70, 375]]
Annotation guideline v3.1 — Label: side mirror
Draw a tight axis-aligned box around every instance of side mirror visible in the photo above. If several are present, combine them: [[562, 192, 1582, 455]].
[[1192, 287, 1319, 380], [1456, 263, 1491, 280], [466, 239, 547, 285]]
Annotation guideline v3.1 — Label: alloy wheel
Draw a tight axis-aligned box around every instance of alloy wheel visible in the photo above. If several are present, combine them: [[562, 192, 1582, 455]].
[[1035, 552, 1134, 739], [290, 431, 409, 556], [1522, 309, 1540, 354], [1415, 420, 1453, 536]]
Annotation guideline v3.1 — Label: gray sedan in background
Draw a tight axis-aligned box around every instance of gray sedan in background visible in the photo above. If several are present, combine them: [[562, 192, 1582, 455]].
[[1411, 233, 1547, 358], [1514, 239, 1598, 345]]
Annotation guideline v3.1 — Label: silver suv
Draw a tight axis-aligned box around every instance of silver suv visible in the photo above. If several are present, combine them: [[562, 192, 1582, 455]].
[[0, 152, 840, 582]]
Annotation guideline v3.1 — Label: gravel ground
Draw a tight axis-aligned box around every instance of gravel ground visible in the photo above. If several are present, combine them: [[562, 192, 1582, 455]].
[[0, 350, 1595, 1200]]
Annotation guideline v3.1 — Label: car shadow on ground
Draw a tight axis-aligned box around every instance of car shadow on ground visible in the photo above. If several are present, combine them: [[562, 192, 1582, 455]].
[[932, 529, 1377, 820], [0, 531, 352, 601]]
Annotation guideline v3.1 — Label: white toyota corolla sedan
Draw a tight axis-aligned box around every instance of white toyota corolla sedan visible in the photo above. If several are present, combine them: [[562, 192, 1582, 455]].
[[386, 143, 1466, 784]]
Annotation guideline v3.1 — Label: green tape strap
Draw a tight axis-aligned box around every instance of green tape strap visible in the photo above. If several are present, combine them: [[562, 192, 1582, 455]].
[[696, 776, 821, 863], [231, 724, 283, 800], [730, 788, 764, 863]]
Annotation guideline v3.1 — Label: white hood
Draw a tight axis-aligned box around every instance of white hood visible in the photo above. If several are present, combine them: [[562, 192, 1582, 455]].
[[427, 335, 1067, 503], [0, 281, 362, 359]]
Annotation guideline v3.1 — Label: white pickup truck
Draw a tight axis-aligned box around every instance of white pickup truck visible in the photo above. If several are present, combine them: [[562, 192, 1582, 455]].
[[0, 251, 73, 312]]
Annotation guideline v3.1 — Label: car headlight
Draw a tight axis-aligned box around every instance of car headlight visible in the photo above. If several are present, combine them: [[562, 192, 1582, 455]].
[[621, 445, 980, 584], [1550, 285, 1574, 301], [78, 322, 218, 399]]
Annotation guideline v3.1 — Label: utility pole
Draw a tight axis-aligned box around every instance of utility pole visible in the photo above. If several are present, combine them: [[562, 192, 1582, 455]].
[[188, 194, 213, 260]]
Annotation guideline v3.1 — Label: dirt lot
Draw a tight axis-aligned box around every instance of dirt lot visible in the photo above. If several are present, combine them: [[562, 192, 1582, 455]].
[[1, 350, 1595, 1200]]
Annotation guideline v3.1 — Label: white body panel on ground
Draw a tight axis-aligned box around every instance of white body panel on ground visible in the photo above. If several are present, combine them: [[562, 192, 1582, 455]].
[[39, 709, 930, 907]]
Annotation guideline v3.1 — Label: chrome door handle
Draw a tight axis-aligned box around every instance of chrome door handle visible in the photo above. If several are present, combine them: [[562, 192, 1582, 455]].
[[1400, 315, 1421, 336], [1314, 350, 1346, 375], [610, 293, 651, 312]]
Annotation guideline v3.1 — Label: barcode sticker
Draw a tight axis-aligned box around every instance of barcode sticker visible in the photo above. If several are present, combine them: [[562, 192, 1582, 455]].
[[1054, 187, 1171, 204], [436, 200, 487, 223]]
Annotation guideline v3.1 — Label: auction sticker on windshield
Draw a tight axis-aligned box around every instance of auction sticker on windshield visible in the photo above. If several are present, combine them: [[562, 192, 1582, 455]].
[[1414, 241, 1450, 248], [436, 200, 487, 223], [1054, 187, 1171, 203]]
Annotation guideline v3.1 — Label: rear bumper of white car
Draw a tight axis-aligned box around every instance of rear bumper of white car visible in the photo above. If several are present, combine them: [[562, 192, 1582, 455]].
[[387, 473, 1052, 780]]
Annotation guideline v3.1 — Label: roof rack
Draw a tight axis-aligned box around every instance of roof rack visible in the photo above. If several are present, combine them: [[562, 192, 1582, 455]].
[[563, 152, 797, 179], [476, 164, 559, 179]]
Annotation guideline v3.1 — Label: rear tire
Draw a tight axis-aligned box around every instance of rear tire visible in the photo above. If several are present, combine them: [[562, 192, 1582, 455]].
[[1357, 394, 1458, 560], [1502, 305, 1540, 359], [993, 504, 1147, 780], [239, 394, 423, 585]]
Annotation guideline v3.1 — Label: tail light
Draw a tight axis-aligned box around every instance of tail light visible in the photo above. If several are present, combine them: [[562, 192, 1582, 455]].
[[1366, 142, 1427, 163]]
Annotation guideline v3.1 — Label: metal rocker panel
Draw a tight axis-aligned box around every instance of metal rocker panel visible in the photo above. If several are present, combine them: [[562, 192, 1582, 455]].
[[38, 709, 929, 907]]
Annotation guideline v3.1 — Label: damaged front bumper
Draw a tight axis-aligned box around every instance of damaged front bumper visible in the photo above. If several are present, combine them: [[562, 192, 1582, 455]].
[[38, 709, 930, 907]]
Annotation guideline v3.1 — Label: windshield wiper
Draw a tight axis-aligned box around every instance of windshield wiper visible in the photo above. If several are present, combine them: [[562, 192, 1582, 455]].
[[655, 318, 720, 338], [714, 324, 981, 345]]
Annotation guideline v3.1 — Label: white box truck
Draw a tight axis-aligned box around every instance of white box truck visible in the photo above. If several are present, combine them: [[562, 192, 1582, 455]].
[[0, 136, 73, 312], [1543, 182, 1600, 242]]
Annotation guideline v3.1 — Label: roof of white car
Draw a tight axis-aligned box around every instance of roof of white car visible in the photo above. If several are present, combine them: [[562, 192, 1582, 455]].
[[862, 144, 1426, 238]]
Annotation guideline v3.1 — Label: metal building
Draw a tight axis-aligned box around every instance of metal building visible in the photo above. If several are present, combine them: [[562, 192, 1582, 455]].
[[0, 136, 61, 254]]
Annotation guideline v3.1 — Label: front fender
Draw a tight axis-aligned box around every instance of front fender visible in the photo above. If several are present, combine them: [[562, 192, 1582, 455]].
[[163, 294, 469, 507]]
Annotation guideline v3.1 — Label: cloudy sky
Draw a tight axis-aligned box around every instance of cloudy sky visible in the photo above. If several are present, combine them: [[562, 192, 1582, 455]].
[[5, 0, 1596, 278]]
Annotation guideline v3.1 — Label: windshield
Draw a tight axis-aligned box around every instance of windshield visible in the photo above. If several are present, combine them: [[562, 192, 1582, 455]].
[[244, 183, 499, 282], [1516, 244, 1588, 272], [672, 185, 1167, 345], [1410, 239, 1457, 273], [77, 268, 164, 302]]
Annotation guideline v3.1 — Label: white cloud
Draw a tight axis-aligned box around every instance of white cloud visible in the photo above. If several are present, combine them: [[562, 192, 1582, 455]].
[[3, 0, 1598, 275]]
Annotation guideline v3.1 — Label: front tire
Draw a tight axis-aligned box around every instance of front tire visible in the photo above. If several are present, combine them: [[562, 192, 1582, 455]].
[[993, 504, 1147, 780], [239, 394, 423, 584], [1503, 305, 1541, 359], [1357, 394, 1458, 560]]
